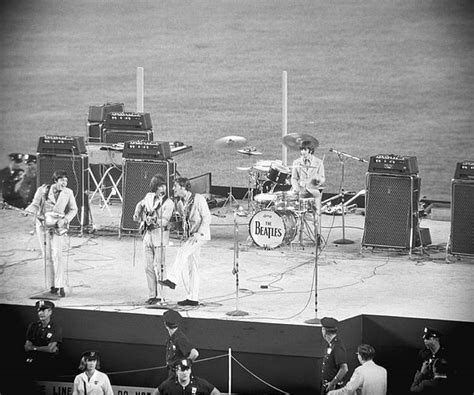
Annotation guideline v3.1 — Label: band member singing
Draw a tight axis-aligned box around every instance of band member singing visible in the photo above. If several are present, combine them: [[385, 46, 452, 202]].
[[291, 140, 325, 214], [159, 177, 211, 307], [25, 170, 78, 297], [133, 175, 175, 305]]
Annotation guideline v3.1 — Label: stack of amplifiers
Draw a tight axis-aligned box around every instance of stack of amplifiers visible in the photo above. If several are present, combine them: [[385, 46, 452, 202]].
[[450, 161, 474, 256], [362, 154, 421, 250], [37, 135, 89, 229], [87, 103, 125, 143], [120, 159, 177, 232]]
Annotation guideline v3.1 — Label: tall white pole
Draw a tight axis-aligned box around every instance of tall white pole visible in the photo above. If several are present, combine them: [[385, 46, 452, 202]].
[[228, 348, 232, 395], [282, 71, 288, 166], [137, 67, 144, 112]]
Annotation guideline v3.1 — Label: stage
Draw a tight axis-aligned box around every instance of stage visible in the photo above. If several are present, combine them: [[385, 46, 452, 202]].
[[0, 194, 473, 324]]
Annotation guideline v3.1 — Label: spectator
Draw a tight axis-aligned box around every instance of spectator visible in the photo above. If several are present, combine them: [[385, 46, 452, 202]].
[[328, 344, 387, 395], [0, 152, 24, 195], [153, 358, 221, 395], [163, 309, 199, 378], [72, 351, 114, 395], [320, 317, 348, 393]]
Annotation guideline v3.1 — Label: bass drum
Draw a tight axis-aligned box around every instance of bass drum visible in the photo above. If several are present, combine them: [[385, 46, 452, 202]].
[[249, 209, 297, 249]]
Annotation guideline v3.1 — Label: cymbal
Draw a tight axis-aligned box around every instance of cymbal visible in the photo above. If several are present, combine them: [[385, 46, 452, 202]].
[[214, 135, 248, 149], [236, 166, 252, 171], [282, 133, 319, 150], [237, 147, 262, 156]]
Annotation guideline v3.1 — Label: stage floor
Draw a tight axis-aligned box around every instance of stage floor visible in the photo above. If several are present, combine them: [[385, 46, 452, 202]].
[[1, 198, 473, 325]]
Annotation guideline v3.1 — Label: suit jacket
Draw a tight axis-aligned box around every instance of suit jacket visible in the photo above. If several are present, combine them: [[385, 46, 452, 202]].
[[177, 193, 211, 240], [328, 360, 387, 395], [291, 155, 325, 193], [26, 184, 78, 224]]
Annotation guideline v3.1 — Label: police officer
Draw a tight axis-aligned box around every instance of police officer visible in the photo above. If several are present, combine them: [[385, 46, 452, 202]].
[[154, 358, 221, 395], [320, 317, 348, 394], [24, 300, 63, 380], [163, 309, 199, 378], [416, 327, 449, 380]]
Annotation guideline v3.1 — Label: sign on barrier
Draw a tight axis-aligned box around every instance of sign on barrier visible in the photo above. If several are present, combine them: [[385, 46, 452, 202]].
[[37, 381, 155, 395]]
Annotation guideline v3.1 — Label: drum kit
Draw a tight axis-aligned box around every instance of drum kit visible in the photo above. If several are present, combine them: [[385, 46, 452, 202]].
[[214, 133, 322, 249]]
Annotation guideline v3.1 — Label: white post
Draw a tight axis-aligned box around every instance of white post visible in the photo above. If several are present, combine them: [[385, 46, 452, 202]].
[[228, 347, 232, 395], [137, 67, 144, 112], [282, 71, 288, 166]]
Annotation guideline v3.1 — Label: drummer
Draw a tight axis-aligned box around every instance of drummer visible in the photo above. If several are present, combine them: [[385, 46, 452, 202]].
[[290, 140, 325, 214]]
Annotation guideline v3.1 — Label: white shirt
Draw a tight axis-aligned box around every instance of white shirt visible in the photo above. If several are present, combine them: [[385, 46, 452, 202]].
[[72, 370, 114, 395], [328, 360, 387, 395]]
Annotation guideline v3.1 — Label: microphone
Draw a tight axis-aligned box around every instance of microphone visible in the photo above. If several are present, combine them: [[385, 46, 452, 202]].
[[329, 148, 334, 152]]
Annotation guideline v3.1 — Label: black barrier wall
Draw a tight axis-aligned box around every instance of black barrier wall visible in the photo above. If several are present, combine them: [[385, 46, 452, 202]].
[[0, 304, 472, 394]]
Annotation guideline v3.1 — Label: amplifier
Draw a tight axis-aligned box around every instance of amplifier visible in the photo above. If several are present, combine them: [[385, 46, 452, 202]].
[[37, 135, 87, 155], [104, 112, 152, 130], [454, 160, 474, 180], [88, 102, 124, 122], [368, 154, 418, 175], [123, 140, 171, 160]]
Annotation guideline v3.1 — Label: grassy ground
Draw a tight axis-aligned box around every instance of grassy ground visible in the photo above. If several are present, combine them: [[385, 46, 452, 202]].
[[1, 0, 473, 200]]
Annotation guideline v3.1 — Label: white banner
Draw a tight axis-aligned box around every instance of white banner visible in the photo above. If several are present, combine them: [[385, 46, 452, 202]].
[[36, 381, 155, 395]]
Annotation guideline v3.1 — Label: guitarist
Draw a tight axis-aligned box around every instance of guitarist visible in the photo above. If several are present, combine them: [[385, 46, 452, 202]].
[[159, 177, 212, 307], [133, 175, 175, 305], [25, 170, 78, 297]]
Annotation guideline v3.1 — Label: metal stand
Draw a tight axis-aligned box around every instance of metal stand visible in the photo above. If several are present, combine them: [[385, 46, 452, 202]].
[[333, 156, 354, 244], [305, 212, 321, 324], [227, 213, 248, 316]]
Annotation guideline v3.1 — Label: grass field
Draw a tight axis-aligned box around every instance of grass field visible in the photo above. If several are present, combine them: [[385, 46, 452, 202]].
[[1, 0, 473, 200]]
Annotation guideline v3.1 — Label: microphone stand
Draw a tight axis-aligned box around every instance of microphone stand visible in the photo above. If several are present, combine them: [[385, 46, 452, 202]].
[[329, 149, 367, 245], [226, 210, 248, 317], [305, 210, 320, 324], [158, 192, 166, 304]]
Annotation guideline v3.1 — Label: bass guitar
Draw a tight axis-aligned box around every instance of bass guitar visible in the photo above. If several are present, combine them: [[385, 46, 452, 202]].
[[1, 202, 69, 235]]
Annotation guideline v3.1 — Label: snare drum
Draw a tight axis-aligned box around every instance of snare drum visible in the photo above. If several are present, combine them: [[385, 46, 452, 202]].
[[267, 162, 290, 184], [249, 209, 297, 248]]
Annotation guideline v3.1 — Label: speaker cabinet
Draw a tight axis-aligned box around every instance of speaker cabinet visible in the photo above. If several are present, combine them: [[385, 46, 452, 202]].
[[450, 180, 474, 256], [362, 173, 420, 249], [37, 154, 89, 228], [121, 160, 177, 231]]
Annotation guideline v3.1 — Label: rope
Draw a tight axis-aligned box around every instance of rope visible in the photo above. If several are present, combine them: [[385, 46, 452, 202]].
[[231, 355, 290, 395]]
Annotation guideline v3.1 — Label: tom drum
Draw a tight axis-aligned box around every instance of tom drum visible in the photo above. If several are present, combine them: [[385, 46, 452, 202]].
[[267, 163, 290, 184], [249, 209, 297, 249]]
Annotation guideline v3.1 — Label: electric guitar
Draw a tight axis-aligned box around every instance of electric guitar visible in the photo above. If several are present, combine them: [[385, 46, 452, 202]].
[[138, 211, 159, 235], [1, 202, 69, 235]]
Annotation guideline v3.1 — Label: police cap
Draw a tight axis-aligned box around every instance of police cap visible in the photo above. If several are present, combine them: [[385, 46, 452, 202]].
[[35, 300, 55, 311], [81, 350, 100, 360], [163, 309, 182, 328], [25, 154, 37, 164], [321, 317, 339, 330], [174, 358, 192, 370], [9, 153, 24, 163], [423, 327, 442, 340]]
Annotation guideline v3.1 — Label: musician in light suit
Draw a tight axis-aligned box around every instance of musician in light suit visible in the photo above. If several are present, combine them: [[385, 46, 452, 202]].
[[133, 175, 175, 305], [291, 140, 325, 214], [159, 177, 211, 307], [25, 170, 78, 297]]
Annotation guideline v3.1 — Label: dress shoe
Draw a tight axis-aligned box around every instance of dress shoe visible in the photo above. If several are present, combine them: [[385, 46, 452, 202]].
[[146, 298, 156, 305], [158, 279, 176, 289], [177, 299, 199, 307], [50, 287, 58, 295], [59, 288, 65, 297]]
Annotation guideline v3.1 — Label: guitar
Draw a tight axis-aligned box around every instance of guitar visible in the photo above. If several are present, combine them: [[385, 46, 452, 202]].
[[1, 202, 69, 235], [138, 211, 159, 235]]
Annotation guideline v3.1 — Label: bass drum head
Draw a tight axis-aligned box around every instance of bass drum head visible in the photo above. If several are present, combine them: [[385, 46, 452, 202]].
[[249, 209, 297, 249]]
